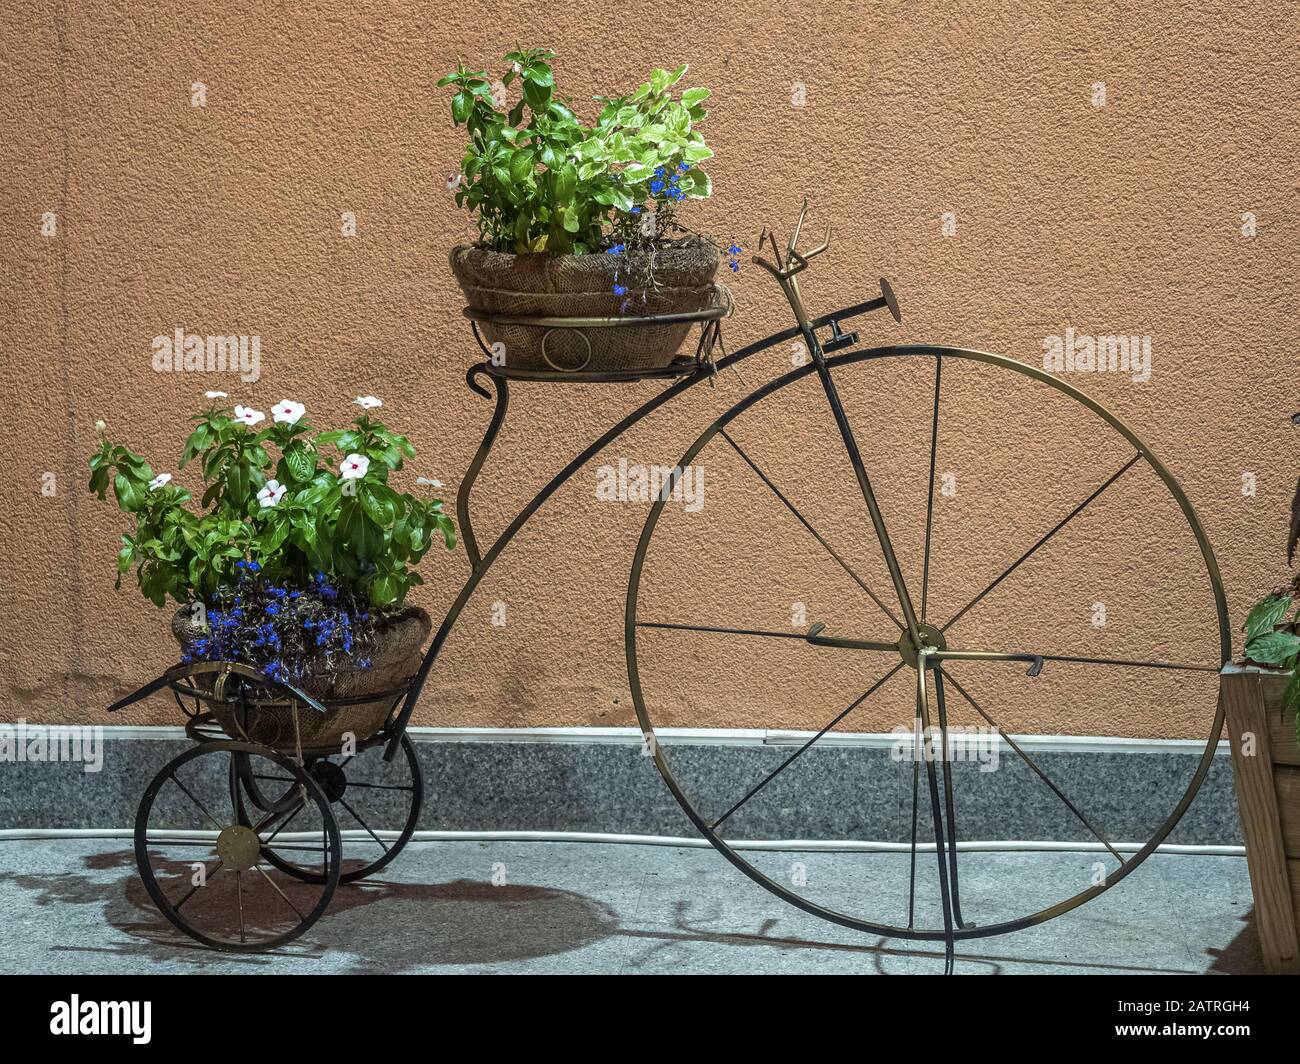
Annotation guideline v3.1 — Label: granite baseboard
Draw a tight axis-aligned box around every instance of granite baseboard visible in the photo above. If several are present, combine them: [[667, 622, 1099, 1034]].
[[0, 726, 1240, 846]]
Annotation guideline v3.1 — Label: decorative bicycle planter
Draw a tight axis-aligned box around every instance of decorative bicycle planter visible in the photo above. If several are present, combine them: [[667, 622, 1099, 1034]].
[[111, 203, 1230, 964]]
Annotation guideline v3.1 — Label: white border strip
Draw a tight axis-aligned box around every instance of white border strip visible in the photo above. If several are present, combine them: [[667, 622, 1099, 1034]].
[[83, 723, 1229, 756], [0, 826, 1245, 857]]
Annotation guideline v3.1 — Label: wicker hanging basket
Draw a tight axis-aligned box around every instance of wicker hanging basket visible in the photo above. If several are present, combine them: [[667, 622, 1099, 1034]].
[[450, 237, 721, 372], [170, 607, 431, 751]]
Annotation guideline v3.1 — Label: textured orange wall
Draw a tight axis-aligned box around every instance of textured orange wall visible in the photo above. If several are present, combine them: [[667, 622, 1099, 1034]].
[[1, 1, 1295, 740]]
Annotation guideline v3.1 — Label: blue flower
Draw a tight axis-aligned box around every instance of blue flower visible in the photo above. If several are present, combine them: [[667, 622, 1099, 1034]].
[[677, 162, 689, 173], [630, 206, 642, 215], [609, 243, 625, 255], [729, 259, 740, 273], [727, 243, 742, 256], [613, 283, 628, 296], [650, 179, 665, 195], [654, 166, 665, 177]]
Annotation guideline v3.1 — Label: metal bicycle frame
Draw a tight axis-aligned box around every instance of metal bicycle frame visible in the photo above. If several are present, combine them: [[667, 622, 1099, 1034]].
[[381, 289, 898, 760]]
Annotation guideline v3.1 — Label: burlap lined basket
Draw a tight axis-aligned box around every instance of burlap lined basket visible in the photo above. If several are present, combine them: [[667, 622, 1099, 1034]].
[[451, 238, 720, 372], [170, 608, 432, 751]]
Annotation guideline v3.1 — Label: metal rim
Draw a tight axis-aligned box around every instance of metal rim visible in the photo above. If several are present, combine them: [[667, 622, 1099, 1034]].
[[234, 733, 423, 885], [625, 344, 1230, 941], [133, 740, 341, 952]]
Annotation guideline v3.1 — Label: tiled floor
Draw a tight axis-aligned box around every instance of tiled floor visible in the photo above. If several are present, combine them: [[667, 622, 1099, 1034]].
[[0, 838, 1262, 974]]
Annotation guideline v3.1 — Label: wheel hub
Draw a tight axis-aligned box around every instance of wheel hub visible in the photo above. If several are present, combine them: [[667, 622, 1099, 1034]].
[[215, 824, 261, 872], [310, 759, 347, 803], [897, 623, 947, 670]]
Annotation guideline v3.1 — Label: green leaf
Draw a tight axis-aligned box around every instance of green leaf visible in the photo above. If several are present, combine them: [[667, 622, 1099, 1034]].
[[526, 62, 554, 87], [1245, 594, 1292, 642], [372, 572, 402, 606], [112, 472, 143, 512], [283, 446, 316, 484], [523, 79, 551, 111], [681, 169, 711, 198], [1244, 630, 1300, 666], [509, 149, 536, 183], [1284, 669, 1300, 725], [452, 91, 472, 123], [681, 87, 710, 107]]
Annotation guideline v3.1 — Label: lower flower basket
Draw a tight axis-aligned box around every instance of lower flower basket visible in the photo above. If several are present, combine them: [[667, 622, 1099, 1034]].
[[170, 607, 432, 751]]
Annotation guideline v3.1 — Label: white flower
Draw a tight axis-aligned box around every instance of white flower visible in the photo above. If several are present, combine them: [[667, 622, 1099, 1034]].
[[511, 62, 522, 74], [340, 453, 370, 480], [417, 476, 445, 489], [446, 172, 462, 191], [205, 390, 228, 400], [233, 405, 265, 427], [149, 472, 173, 490], [94, 419, 106, 432], [272, 399, 306, 425], [257, 479, 287, 508], [353, 395, 383, 410]]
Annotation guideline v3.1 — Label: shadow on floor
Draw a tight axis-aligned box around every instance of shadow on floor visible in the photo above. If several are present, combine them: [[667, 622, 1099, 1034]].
[[0, 849, 1266, 974], [1206, 907, 1265, 975]]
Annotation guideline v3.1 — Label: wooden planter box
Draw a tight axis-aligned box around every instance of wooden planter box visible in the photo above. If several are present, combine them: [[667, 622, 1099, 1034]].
[[1222, 664, 1300, 973]]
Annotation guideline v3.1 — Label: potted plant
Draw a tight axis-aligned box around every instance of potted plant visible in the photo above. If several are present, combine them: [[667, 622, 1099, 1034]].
[[440, 48, 741, 372], [1223, 424, 1300, 973], [88, 393, 455, 748]]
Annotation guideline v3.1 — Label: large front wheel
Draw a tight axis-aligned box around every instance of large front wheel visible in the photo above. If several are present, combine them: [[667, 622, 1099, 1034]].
[[625, 345, 1229, 943]]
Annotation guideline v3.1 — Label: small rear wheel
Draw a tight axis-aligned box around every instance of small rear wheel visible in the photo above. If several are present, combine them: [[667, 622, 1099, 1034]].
[[234, 732, 423, 884], [134, 741, 340, 952]]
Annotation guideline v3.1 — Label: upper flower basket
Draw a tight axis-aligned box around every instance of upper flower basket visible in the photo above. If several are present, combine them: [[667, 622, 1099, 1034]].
[[440, 48, 738, 373]]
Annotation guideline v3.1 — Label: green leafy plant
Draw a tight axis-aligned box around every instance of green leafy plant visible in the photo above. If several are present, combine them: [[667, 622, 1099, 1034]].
[[88, 396, 455, 610], [439, 49, 715, 254], [1241, 421, 1300, 741]]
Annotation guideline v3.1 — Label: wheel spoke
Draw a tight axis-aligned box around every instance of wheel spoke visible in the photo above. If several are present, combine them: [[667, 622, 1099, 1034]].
[[940, 454, 1142, 633], [920, 356, 942, 623], [338, 796, 389, 853], [915, 655, 957, 971], [344, 781, 417, 793], [253, 863, 306, 922], [907, 726, 921, 929], [711, 662, 904, 831], [1029, 652, 1219, 673], [167, 772, 226, 832], [260, 801, 305, 848], [637, 621, 808, 641], [639, 620, 897, 654], [718, 428, 905, 630], [939, 667, 1126, 867], [236, 870, 246, 944], [932, 670, 964, 927], [173, 861, 223, 911]]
